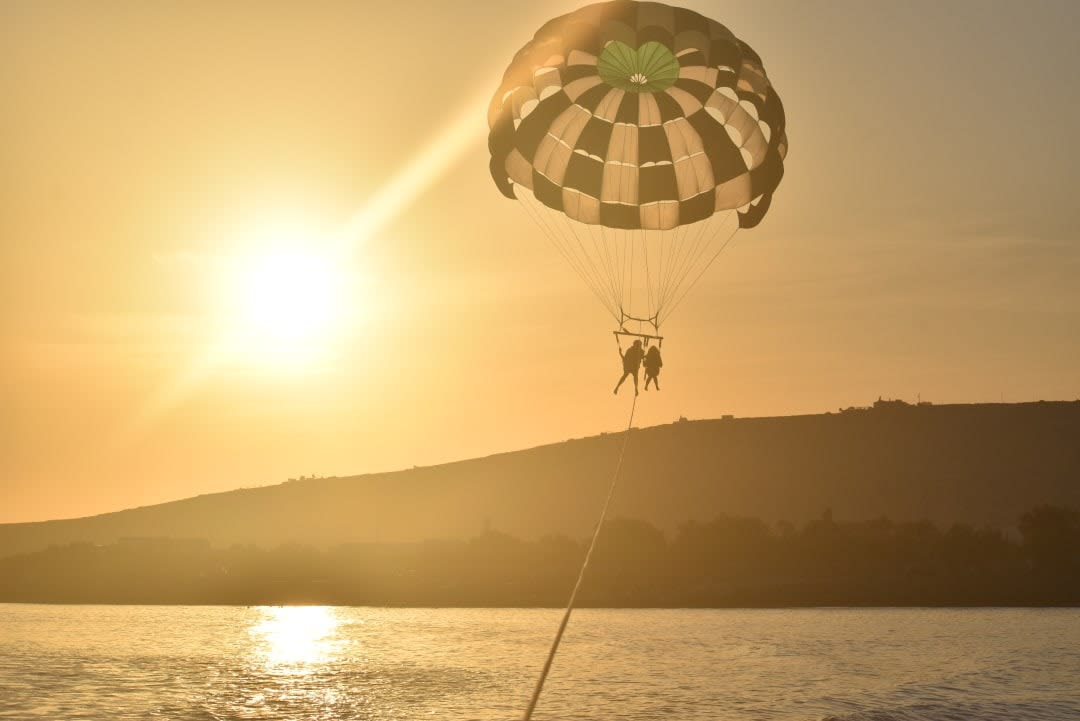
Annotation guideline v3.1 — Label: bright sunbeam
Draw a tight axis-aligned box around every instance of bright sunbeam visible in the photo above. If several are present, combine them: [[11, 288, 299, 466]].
[[335, 92, 490, 253], [252, 606, 343, 670]]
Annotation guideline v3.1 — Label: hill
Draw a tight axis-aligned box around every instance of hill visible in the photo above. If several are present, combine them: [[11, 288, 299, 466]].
[[1, 400, 1078, 559]]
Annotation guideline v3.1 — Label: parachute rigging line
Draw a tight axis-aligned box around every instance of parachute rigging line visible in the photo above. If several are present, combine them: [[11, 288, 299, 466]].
[[515, 186, 742, 334], [661, 211, 741, 325], [521, 393, 638, 721]]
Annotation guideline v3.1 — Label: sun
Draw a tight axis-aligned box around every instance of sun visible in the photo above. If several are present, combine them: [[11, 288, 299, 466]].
[[239, 248, 341, 343], [221, 221, 353, 371]]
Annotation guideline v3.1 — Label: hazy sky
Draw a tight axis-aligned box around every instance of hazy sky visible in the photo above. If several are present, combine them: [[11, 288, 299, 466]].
[[3, 0, 1079, 523]]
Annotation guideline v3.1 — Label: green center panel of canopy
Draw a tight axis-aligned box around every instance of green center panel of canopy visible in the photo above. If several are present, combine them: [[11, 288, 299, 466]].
[[597, 41, 680, 93]]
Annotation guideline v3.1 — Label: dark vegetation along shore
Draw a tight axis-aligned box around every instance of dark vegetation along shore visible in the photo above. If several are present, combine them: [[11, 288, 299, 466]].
[[2, 506, 1076, 607]]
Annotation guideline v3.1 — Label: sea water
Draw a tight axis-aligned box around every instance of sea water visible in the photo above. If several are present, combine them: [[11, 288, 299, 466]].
[[1, 605, 1077, 720]]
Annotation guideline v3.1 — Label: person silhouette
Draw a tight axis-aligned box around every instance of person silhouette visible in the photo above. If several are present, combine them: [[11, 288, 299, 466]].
[[644, 345, 662, 391], [614, 339, 645, 396]]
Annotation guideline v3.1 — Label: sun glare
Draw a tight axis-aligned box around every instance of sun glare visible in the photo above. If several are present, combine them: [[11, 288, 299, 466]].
[[252, 606, 343, 669], [240, 249, 341, 343], [221, 218, 355, 372]]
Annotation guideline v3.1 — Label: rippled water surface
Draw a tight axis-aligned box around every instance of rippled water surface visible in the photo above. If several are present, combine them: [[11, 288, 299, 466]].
[[1, 605, 1077, 720]]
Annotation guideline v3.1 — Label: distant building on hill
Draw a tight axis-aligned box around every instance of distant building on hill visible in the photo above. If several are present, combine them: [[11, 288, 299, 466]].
[[841, 396, 933, 413]]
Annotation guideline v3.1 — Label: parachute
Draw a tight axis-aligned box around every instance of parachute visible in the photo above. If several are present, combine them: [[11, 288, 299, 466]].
[[488, 0, 787, 343]]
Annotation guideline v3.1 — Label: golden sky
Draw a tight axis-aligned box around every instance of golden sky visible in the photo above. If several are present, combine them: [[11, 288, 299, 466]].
[[3, 0, 1079, 523]]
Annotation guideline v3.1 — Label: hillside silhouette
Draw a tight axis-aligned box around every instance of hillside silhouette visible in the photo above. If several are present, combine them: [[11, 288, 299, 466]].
[[1, 400, 1078, 559]]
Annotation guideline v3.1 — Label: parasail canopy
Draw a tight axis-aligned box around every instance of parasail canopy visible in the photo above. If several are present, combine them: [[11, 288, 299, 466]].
[[487, 0, 787, 337]]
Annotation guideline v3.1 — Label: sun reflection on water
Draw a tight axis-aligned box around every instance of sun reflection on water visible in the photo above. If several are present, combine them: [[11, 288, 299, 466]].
[[251, 606, 344, 671]]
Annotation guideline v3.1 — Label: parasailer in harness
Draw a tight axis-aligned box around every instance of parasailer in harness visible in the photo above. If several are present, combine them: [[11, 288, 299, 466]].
[[644, 345, 663, 391], [614, 339, 645, 396]]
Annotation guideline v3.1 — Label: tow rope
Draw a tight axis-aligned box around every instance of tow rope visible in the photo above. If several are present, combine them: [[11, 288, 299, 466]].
[[522, 393, 639, 720]]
